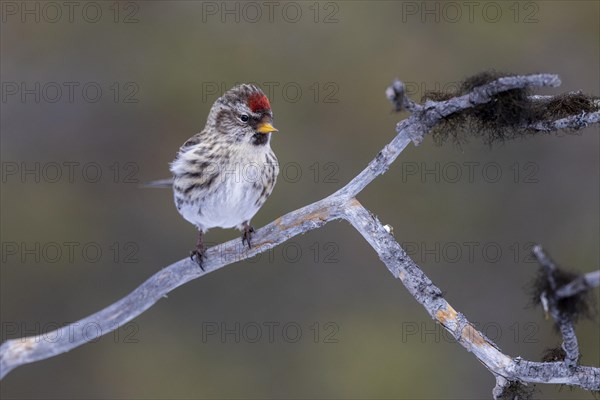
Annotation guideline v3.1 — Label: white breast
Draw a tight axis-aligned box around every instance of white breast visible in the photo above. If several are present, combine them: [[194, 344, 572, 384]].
[[175, 145, 277, 232]]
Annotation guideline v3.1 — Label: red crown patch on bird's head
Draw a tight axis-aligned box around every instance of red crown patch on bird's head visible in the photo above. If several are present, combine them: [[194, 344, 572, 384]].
[[248, 93, 271, 113]]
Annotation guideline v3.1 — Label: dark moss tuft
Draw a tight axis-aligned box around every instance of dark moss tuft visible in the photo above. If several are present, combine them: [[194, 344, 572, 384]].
[[497, 381, 535, 400], [541, 346, 567, 362], [425, 71, 599, 147], [530, 266, 596, 326], [540, 92, 599, 120]]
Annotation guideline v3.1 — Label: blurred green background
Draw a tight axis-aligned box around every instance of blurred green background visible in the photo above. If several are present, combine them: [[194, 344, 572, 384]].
[[1, 1, 598, 398]]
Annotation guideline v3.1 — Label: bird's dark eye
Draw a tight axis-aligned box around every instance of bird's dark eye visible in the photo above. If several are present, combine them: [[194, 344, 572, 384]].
[[240, 114, 249, 122]]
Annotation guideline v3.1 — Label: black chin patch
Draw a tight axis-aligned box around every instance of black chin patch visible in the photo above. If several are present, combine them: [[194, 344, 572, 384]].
[[252, 133, 269, 146]]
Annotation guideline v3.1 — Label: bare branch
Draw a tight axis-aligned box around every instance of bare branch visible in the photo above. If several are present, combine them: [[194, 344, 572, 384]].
[[556, 270, 600, 298], [0, 197, 348, 379], [2, 73, 599, 395], [338, 74, 564, 198], [343, 201, 600, 391], [386, 79, 421, 113], [532, 245, 580, 367], [527, 110, 600, 132]]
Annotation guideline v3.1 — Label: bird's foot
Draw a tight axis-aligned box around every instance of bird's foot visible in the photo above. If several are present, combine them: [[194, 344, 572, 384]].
[[191, 230, 206, 271], [241, 224, 255, 249], [190, 249, 206, 270]]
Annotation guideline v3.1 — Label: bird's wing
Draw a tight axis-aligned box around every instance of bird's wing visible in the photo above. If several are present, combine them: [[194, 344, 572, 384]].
[[141, 132, 205, 189]]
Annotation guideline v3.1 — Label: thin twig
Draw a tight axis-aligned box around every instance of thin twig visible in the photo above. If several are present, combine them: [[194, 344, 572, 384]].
[[527, 110, 600, 132], [532, 245, 580, 367], [556, 270, 600, 298]]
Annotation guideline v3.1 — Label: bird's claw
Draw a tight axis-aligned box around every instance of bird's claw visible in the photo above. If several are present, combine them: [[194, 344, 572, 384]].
[[190, 249, 206, 271], [242, 225, 255, 249]]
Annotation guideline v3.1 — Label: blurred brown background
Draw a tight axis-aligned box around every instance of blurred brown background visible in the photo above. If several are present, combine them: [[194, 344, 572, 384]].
[[1, 1, 598, 398]]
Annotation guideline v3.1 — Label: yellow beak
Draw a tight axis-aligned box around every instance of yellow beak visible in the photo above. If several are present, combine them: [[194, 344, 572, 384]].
[[256, 122, 278, 134]]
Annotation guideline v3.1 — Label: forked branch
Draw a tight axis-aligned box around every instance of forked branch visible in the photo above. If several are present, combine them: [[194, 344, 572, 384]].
[[2, 73, 599, 397]]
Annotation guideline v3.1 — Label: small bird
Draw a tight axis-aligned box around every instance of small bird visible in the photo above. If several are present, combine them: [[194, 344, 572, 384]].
[[169, 84, 279, 269]]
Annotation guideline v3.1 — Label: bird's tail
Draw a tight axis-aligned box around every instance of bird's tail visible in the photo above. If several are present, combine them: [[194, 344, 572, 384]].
[[140, 178, 174, 189]]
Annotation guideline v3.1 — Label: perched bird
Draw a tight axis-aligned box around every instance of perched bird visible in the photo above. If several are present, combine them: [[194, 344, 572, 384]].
[[169, 84, 279, 269]]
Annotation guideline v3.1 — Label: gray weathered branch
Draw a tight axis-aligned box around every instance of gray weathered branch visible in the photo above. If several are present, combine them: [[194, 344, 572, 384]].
[[344, 200, 599, 392], [532, 245, 580, 367], [556, 270, 600, 299], [527, 111, 600, 132], [2, 73, 599, 397]]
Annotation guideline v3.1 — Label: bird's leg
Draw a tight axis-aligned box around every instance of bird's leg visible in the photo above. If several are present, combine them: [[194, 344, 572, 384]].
[[241, 222, 255, 249], [190, 230, 206, 270]]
